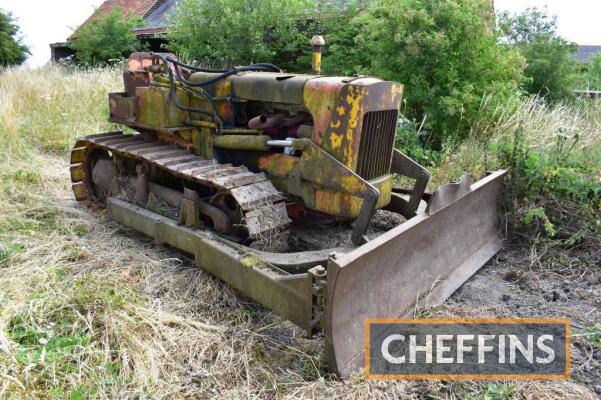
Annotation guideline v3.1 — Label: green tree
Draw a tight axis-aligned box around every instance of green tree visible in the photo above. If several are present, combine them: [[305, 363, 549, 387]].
[[169, 0, 525, 144], [69, 7, 144, 66], [585, 52, 601, 90], [324, 0, 524, 144], [168, 0, 317, 70], [0, 9, 29, 67], [498, 8, 578, 101]]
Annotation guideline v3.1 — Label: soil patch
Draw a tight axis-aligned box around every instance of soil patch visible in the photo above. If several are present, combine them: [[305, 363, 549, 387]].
[[444, 243, 601, 394]]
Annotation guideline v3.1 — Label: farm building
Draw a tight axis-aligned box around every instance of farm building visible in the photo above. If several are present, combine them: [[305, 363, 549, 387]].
[[50, 0, 179, 63]]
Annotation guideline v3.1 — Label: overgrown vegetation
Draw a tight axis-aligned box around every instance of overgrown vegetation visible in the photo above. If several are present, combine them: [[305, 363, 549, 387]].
[[168, 0, 317, 71], [0, 9, 29, 66], [68, 7, 145, 66], [430, 94, 601, 266]]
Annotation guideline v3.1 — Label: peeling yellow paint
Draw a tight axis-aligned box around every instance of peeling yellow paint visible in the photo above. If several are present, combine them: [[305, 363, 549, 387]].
[[330, 133, 343, 149], [339, 175, 363, 194], [343, 85, 364, 167], [390, 83, 403, 104]]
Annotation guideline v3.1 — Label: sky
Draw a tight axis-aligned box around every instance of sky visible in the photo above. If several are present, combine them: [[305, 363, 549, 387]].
[[1, 0, 601, 67]]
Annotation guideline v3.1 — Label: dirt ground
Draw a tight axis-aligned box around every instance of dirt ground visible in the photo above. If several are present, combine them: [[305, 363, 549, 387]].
[[287, 210, 406, 251], [446, 244, 601, 394]]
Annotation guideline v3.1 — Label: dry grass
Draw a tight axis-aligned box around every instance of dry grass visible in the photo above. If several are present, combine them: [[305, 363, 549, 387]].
[[431, 94, 601, 187], [0, 66, 597, 399]]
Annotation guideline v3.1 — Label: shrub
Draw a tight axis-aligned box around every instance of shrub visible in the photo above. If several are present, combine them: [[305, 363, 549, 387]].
[[0, 9, 29, 66], [168, 0, 317, 70], [324, 0, 525, 145], [585, 52, 601, 90], [68, 7, 145, 66]]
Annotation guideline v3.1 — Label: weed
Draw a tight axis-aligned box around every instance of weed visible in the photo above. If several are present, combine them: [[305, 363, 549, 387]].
[[524, 207, 556, 237], [585, 324, 601, 350], [469, 383, 516, 400], [424, 94, 601, 264], [0, 243, 25, 266]]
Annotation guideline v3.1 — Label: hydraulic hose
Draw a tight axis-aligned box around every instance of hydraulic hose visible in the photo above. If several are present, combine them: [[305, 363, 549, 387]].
[[151, 53, 223, 132], [165, 56, 281, 88], [150, 54, 282, 133], [164, 56, 280, 74]]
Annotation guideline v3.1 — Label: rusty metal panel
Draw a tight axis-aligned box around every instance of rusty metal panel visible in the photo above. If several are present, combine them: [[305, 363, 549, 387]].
[[324, 170, 506, 378], [136, 86, 188, 127], [109, 93, 137, 122], [106, 197, 312, 331], [311, 80, 403, 171], [229, 72, 313, 104]]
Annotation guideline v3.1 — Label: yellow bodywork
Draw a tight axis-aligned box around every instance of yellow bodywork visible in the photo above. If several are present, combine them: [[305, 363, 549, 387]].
[[123, 71, 403, 220]]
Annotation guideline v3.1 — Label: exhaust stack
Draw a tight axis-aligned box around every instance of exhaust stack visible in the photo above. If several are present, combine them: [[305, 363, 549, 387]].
[[311, 35, 325, 75]]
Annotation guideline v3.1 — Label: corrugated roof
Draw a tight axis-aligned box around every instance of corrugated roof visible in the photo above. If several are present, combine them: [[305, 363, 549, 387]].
[[574, 45, 601, 63], [135, 0, 180, 35]]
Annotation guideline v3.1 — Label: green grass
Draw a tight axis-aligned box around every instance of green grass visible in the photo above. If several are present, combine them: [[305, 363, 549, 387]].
[[469, 383, 516, 400]]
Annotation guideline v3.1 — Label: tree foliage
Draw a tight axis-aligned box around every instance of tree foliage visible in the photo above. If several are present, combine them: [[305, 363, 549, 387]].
[[68, 7, 144, 66], [0, 9, 29, 67], [168, 0, 317, 70], [322, 0, 525, 143], [498, 8, 578, 101]]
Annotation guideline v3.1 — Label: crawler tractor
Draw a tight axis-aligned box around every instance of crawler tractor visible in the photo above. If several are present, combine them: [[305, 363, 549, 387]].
[[69, 44, 506, 377]]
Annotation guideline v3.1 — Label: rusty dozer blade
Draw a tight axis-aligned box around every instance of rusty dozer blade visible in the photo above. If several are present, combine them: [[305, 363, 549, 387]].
[[324, 170, 507, 378]]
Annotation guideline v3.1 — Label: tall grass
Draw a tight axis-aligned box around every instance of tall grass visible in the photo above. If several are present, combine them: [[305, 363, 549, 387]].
[[0, 65, 597, 399], [432, 94, 601, 186], [0, 65, 121, 160]]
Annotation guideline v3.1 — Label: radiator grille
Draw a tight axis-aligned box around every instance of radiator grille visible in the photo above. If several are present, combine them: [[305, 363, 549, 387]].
[[356, 109, 399, 181]]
